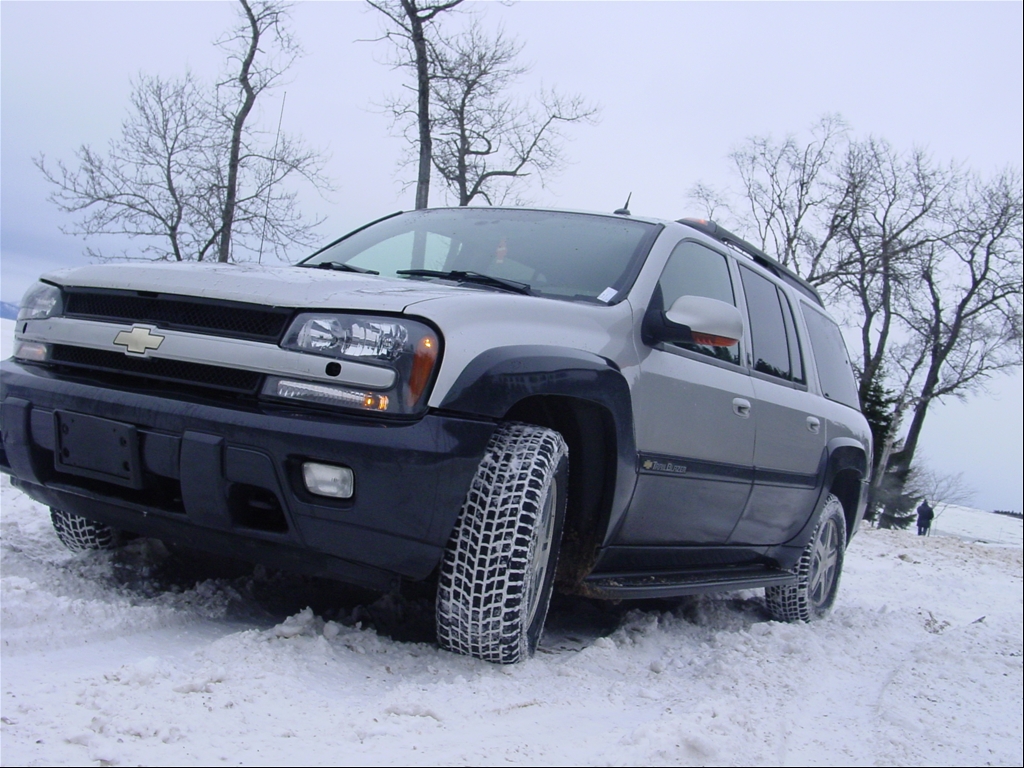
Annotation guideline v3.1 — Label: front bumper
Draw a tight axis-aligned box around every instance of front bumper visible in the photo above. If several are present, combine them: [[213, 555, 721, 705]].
[[1, 360, 495, 591]]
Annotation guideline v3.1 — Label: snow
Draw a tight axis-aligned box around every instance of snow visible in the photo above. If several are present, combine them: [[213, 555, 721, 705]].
[[2, 319, 1022, 766], [2, 473, 1021, 766], [932, 503, 1023, 547]]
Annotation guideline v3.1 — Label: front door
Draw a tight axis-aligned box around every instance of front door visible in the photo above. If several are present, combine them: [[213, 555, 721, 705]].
[[623, 240, 756, 546]]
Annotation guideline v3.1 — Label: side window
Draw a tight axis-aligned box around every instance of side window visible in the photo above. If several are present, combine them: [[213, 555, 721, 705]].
[[653, 241, 740, 365], [740, 267, 803, 383], [801, 304, 861, 409], [779, 291, 805, 383]]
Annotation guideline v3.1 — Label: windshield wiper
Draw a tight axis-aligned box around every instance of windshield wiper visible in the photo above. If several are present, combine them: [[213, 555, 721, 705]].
[[306, 261, 379, 275], [396, 269, 531, 295]]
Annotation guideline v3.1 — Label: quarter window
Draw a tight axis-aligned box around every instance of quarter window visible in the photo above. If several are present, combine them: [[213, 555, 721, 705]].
[[801, 304, 861, 409]]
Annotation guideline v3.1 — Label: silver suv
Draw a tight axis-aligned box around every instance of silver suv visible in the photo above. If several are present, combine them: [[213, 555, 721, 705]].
[[2, 207, 871, 663]]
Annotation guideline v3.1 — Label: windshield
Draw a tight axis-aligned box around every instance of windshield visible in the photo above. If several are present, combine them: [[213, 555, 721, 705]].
[[301, 209, 660, 302]]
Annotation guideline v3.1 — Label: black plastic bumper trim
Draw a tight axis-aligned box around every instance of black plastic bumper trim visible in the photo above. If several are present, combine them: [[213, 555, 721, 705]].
[[1, 359, 496, 584], [12, 478, 401, 592]]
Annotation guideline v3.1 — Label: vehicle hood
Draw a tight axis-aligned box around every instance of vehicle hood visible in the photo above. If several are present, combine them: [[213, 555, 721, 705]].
[[41, 262, 468, 313]]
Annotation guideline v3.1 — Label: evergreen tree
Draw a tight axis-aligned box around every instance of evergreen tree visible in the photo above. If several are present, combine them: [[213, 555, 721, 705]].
[[859, 376, 897, 523], [875, 455, 923, 530], [876, 481, 919, 530]]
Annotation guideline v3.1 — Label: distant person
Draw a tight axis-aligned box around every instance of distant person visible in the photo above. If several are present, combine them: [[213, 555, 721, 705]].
[[917, 500, 935, 536]]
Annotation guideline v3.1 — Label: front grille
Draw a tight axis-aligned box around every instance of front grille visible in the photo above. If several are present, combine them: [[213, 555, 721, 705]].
[[64, 290, 292, 342], [51, 345, 262, 394]]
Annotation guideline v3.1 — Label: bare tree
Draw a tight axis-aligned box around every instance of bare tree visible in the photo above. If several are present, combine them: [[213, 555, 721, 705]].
[[714, 114, 853, 284], [217, 0, 292, 262], [688, 181, 733, 223], [882, 168, 1023, 510], [37, 74, 219, 262], [211, 0, 332, 263], [904, 462, 977, 508], [36, 0, 329, 263], [429, 22, 598, 206], [367, 0, 465, 209], [833, 140, 959, 408]]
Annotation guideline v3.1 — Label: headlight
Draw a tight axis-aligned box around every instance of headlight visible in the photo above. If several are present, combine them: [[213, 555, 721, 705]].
[[290, 315, 411, 360], [265, 313, 440, 414], [17, 282, 63, 321]]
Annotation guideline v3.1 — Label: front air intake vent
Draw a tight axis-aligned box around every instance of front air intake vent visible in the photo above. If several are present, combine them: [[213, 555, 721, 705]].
[[51, 345, 262, 394], [64, 290, 292, 342]]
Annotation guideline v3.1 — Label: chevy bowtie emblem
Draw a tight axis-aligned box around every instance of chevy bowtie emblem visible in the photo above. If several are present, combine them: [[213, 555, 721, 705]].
[[113, 326, 165, 355]]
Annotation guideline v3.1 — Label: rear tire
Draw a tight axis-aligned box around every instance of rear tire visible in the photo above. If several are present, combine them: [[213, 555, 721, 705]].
[[50, 508, 122, 552], [436, 423, 569, 664], [765, 494, 846, 622]]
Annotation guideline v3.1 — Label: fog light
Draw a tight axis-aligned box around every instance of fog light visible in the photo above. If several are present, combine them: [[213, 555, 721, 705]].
[[302, 462, 354, 499]]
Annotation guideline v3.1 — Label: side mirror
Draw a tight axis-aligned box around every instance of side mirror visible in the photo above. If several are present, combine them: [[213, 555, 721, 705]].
[[643, 295, 744, 347]]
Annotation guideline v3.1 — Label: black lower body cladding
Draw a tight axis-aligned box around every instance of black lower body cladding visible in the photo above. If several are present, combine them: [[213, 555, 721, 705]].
[[0, 360, 496, 590]]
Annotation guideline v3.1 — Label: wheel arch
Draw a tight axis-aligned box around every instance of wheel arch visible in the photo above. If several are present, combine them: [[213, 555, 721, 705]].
[[823, 439, 870, 539], [439, 346, 637, 588], [502, 395, 619, 590], [774, 438, 869, 571]]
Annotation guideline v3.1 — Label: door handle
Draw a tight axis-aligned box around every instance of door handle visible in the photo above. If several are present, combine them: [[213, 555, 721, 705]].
[[732, 398, 751, 418], [806, 416, 821, 434]]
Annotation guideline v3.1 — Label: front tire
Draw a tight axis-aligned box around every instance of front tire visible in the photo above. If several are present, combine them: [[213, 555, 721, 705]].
[[50, 508, 122, 552], [765, 494, 847, 622], [436, 423, 569, 664]]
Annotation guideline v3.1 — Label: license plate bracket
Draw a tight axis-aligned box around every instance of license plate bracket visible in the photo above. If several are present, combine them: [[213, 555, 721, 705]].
[[54, 411, 143, 489]]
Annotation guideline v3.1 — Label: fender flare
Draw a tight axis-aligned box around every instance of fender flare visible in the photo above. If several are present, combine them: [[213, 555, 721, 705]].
[[824, 437, 869, 487], [773, 437, 870, 570], [824, 437, 871, 535], [439, 345, 638, 540]]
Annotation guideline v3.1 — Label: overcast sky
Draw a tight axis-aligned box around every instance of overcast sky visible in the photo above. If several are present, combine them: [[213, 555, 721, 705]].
[[1, 1, 1022, 512]]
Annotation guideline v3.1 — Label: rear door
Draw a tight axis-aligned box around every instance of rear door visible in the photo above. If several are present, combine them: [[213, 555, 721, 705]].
[[728, 267, 827, 545]]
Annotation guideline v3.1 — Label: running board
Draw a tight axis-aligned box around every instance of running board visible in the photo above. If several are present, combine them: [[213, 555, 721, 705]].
[[580, 567, 797, 600]]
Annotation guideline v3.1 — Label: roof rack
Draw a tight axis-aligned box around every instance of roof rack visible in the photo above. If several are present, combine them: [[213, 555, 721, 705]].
[[677, 218, 823, 306]]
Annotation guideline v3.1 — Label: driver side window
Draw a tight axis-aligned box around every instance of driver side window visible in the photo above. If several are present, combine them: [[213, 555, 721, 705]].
[[653, 241, 740, 365]]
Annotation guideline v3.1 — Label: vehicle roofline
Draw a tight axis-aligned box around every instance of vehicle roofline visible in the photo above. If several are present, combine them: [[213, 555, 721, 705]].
[[405, 205, 671, 227]]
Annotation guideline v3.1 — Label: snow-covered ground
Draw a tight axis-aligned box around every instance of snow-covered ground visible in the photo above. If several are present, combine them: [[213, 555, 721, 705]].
[[933, 503, 1023, 546], [2, 471, 1021, 767]]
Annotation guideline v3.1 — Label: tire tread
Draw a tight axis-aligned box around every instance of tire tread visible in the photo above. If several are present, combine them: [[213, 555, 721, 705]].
[[50, 508, 121, 552], [765, 494, 846, 622], [436, 422, 568, 663]]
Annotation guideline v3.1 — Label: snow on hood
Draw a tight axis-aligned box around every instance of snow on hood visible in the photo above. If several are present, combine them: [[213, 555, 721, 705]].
[[41, 261, 468, 313]]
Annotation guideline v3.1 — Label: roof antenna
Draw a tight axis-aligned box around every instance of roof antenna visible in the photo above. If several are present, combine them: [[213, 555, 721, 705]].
[[614, 193, 632, 216]]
